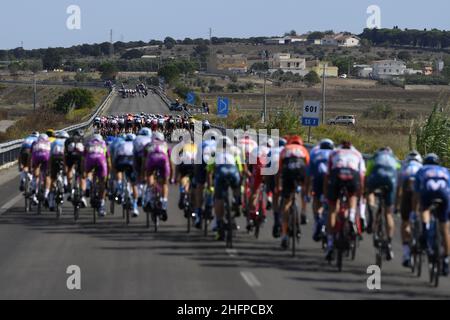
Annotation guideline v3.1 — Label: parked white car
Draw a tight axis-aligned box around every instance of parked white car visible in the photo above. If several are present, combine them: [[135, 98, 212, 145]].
[[327, 115, 356, 126]]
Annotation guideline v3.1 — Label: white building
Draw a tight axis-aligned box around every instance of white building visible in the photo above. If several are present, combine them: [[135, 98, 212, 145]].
[[372, 59, 407, 79], [264, 35, 308, 45], [314, 33, 360, 47], [269, 53, 306, 74]]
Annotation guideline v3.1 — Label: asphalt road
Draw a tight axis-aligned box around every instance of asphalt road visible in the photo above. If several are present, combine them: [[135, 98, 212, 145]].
[[0, 91, 449, 300]]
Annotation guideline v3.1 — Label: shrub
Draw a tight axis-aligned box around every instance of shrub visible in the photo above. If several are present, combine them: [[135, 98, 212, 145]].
[[362, 104, 394, 119], [54, 88, 95, 114], [416, 105, 450, 167]]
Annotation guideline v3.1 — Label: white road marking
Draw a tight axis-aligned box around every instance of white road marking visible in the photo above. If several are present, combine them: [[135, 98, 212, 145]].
[[226, 248, 238, 257], [0, 193, 23, 215], [240, 271, 261, 288]]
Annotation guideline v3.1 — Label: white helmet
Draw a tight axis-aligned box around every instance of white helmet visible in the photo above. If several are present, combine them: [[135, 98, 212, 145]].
[[56, 131, 70, 139], [406, 151, 423, 164], [153, 132, 164, 142]]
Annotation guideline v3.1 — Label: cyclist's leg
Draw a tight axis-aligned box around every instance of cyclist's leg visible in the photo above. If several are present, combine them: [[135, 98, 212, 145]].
[[400, 187, 414, 265]]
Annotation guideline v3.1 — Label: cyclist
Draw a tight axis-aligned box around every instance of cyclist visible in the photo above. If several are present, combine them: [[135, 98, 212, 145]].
[[246, 141, 271, 231], [324, 141, 366, 261], [202, 120, 211, 133], [208, 136, 242, 241], [82, 134, 108, 215], [65, 130, 85, 201], [175, 139, 197, 218], [143, 132, 173, 221], [414, 153, 450, 275], [30, 134, 51, 205], [397, 150, 423, 267], [307, 139, 335, 242], [47, 131, 69, 210], [268, 137, 287, 238], [193, 135, 217, 229], [113, 133, 139, 217], [19, 132, 39, 191], [277, 135, 310, 250], [46, 129, 56, 143], [366, 147, 401, 261], [134, 128, 153, 205]]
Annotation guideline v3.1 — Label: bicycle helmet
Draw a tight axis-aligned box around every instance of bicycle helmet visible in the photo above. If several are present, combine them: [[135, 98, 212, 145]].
[[267, 138, 275, 148], [125, 133, 136, 142], [406, 150, 423, 164], [153, 132, 165, 142], [319, 139, 334, 150], [38, 133, 49, 141], [30, 131, 39, 138], [377, 147, 393, 155], [279, 138, 287, 147], [56, 131, 70, 139], [289, 135, 304, 146], [46, 129, 55, 137], [92, 134, 104, 142], [424, 153, 440, 165], [138, 128, 152, 137]]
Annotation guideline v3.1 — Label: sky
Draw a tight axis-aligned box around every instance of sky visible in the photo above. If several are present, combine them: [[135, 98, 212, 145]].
[[1, 0, 449, 49]]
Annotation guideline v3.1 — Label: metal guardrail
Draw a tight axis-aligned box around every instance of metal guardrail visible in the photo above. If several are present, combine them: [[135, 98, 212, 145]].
[[0, 89, 116, 167], [0, 79, 107, 88]]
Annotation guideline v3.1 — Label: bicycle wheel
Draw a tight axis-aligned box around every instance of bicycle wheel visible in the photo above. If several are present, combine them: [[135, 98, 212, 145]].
[[225, 198, 233, 249], [336, 238, 343, 272], [93, 208, 97, 224], [110, 198, 115, 216], [290, 205, 298, 257], [203, 207, 209, 237], [146, 210, 150, 229], [74, 205, 79, 222]]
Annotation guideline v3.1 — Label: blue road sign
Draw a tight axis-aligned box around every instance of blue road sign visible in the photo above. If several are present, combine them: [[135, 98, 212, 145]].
[[186, 92, 195, 104], [217, 97, 229, 118], [302, 117, 320, 127]]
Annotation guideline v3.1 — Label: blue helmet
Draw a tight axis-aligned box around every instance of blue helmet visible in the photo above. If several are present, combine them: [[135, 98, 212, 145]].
[[138, 128, 152, 137], [424, 153, 440, 165], [125, 133, 136, 142]]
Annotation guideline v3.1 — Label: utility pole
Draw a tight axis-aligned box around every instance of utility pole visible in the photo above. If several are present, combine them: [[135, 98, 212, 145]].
[[33, 73, 37, 112], [110, 29, 114, 57], [263, 73, 267, 123], [321, 63, 327, 124]]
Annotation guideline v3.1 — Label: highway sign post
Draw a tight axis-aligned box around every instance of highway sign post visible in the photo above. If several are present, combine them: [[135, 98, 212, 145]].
[[217, 97, 229, 118], [302, 100, 321, 143], [186, 92, 195, 105]]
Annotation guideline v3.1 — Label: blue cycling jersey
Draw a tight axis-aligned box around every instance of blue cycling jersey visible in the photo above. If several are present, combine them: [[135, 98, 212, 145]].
[[308, 147, 333, 177], [399, 161, 423, 185], [414, 165, 450, 193], [22, 136, 38, 149]]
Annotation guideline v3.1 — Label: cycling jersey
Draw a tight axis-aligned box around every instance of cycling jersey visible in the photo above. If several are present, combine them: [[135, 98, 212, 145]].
[[84, 137, 108, 179], [400, 161, 423, 190], [415, 165, 450, 222], [237, 137, 258, 164], [279, 144, 310, 198], [145, 141, 171, 179], [327, 147, 365, 202], [366, 151, 401, 207], [249, 146, 271, 191], [194, 139, 217, 186], [308, 146, 333, 197], [399, 161, 423, 221], [20, 135, 38, 167], [31, 136, 51, 173], [22, 136, 38, 150], [50, 138, 66, 180], [208, 150, 242, 201]]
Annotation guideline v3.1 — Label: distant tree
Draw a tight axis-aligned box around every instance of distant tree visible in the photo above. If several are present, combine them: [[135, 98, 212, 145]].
[[43, 48, 62, 70], [250, 62, 269, 72], [397, 51, 412, 61], [164, 37, 177, 49], [98, 62, 118, 80], [307, 32, 325, 41], [304, 71, 321, 86], [158, 64, 180, 85], [54, 88, 95, 114], [8, 62, 20, 75], [284, 30, 297, 36], [121, 49, 143, 60]]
